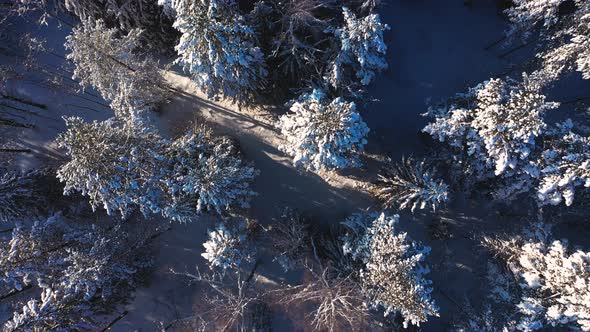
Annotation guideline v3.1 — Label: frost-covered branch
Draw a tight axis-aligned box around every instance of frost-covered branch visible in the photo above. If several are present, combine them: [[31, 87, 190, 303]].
[[372, 157, 449, 212], [537, 120, 590, 206], [279, 262, 372, 332], [267, 208, 310, 272], [170, 264, 266, 331], [0, 169, 52, 222]]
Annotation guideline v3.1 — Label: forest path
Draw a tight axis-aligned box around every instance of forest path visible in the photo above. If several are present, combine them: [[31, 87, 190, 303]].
[[159, 71, 376, 223], [111, 72, 377, 331]]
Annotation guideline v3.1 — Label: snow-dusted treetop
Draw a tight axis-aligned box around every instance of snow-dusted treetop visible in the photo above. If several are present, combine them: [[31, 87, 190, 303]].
[[327, 7, 389, 90], [505, 0, 567, 40], [201, 220, 252, 272], [340, 212, 439, 328], [537, 120, 590, 207], [163, 127, 259, 220], [513, 239, 590, 331], [421, 72, 590, 206], [484, 226, 590, 332], [424, 73, 558, 178], [541, 0, 590, 80], [279, 89, 369, 171], [171, 0, 267, 102], [56, 117, 258, 222], [506, 0, 590, 82], [65, 19, 169, 122]]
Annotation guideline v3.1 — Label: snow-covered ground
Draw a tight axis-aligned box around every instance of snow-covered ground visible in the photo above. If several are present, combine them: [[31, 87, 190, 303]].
[[2, 1, 589, 331]]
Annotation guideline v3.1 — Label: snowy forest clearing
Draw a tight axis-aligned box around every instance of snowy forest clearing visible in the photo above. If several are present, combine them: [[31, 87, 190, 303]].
[[1, 0, 590, 331]]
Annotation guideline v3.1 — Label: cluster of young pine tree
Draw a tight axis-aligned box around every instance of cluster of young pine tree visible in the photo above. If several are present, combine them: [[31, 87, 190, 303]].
[[423, 1, 590, 331]]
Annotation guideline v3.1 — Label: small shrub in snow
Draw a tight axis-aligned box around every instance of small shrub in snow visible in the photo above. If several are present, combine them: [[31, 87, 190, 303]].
[[326, 7, 389, 90], [340, 212, 439, 328], [201, 220, 252, 272], [171, 0, 268, 103], [280, 263, 372, 332], [56, 118, 258, 221], [483, 228, 590, 331], [372, 157, 449, 212], [65, 20, 169, 122], [278, 89, 369, 171], [268, 208, 309, 272]]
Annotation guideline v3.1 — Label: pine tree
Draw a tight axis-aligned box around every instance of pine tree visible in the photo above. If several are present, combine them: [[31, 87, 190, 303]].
[[171, 0, 268, 102], [483, 225, 590, 331], [163, 127, 259, 221], [278, 89, 369, 171], [56, 118, 258, 221], [326, 7, 389, 91], [422, 73, 567, 202], [340, 212, 439, 328], [2, 215, 154, 331], [65, 20, 169, 122], [56, 117, 166, 218]]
